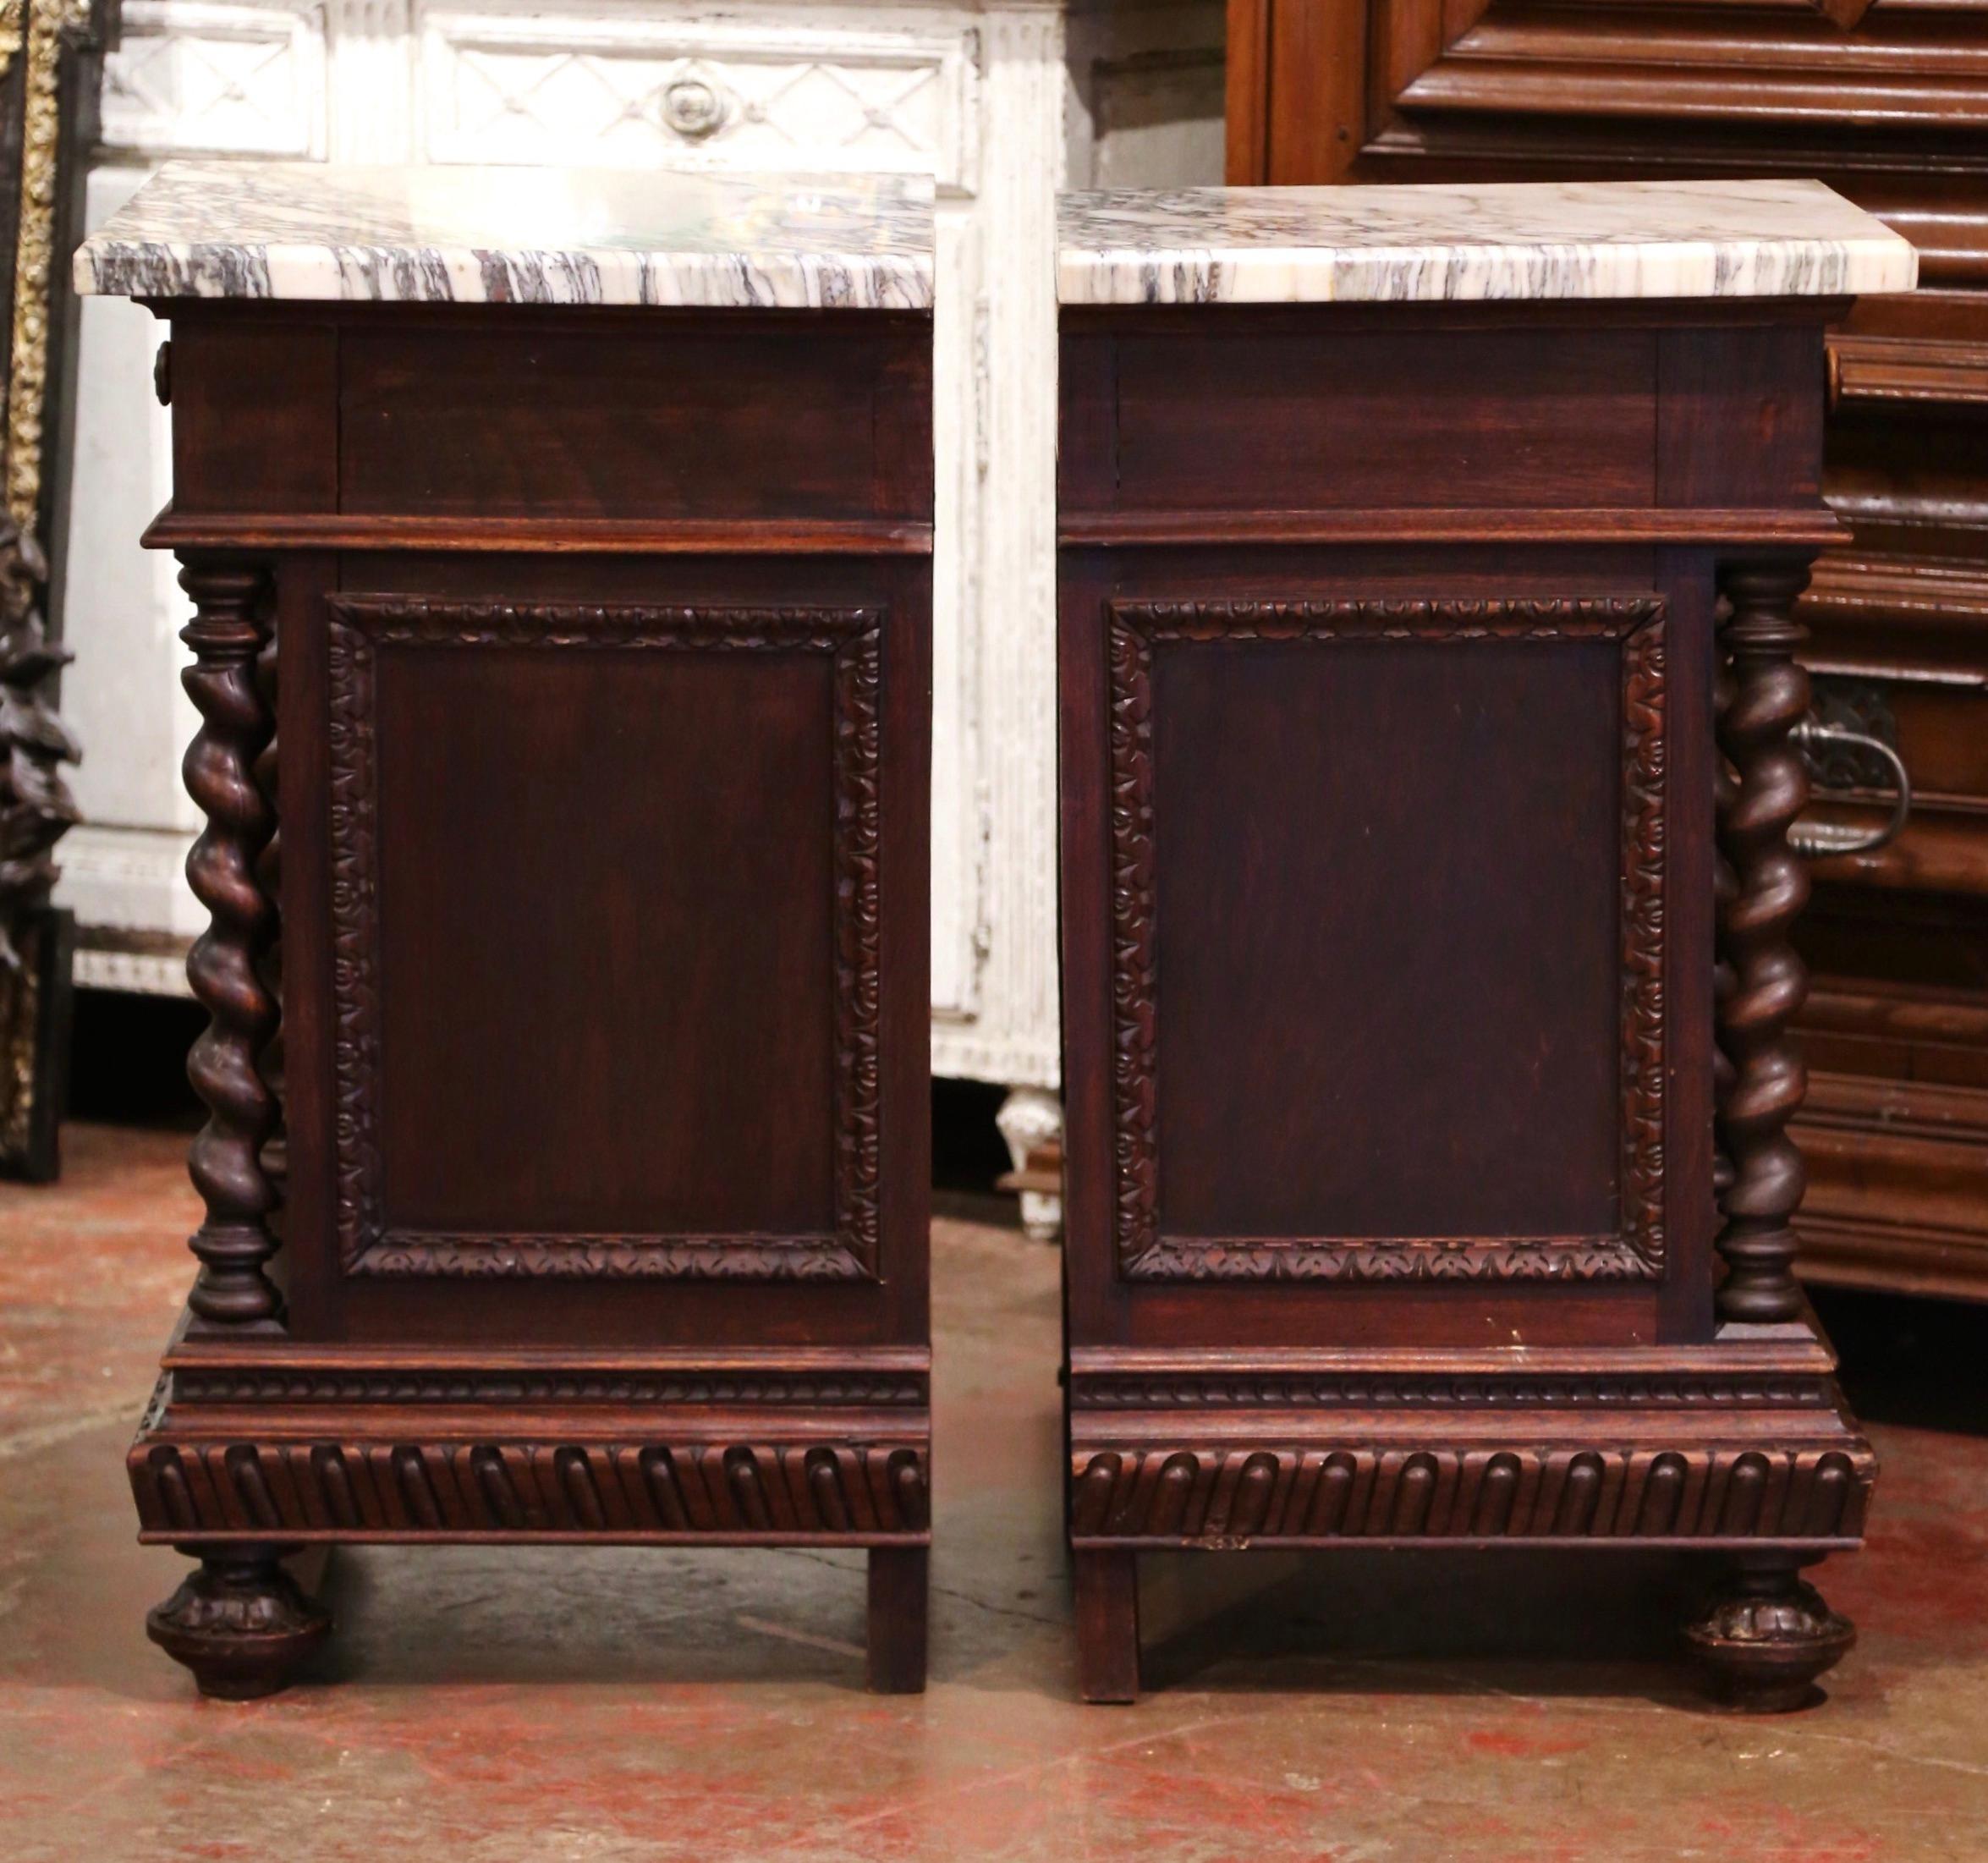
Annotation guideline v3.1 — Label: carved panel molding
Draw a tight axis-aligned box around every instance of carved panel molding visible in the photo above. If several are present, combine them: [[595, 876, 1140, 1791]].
[[1069, 1371, 1837, 1411], [134, 1425, 930, 1540], [1070, 1440, 1874, 1544], [419, 14, 975, 190], [326, 597, 884, 1282], [1374, 0, 1988, 188], [172, 1367, 929, 1405], [101, 0, 329, 158], [1106, 596, 1667, 1283]]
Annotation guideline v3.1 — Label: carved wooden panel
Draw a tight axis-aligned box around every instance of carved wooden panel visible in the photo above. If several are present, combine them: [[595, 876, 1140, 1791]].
[[325, 596, 883, 1282], [133, 1420, 930, 1543], [1232, 1, 1988, 205], [1069, 1440, 1874, 1544], [1106, 596, 1667, 1283]]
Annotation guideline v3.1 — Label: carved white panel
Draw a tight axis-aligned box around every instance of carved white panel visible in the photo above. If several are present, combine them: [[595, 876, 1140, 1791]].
[[418, 10, 975, 190], [101, 0, 328, 157]]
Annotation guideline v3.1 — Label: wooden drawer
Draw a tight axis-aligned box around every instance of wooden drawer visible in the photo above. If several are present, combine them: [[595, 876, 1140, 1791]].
[[163, 303, 932, 530], [1059, 307, 1826, 525]]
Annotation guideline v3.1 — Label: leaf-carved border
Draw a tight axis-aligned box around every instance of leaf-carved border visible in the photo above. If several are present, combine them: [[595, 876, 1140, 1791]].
[[1107, 596, 1667, 1283], [326, 598, 884, 1281]]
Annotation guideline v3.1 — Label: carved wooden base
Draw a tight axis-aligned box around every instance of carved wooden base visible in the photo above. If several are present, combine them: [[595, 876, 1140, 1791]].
[[146, 1547, 330, 1700], [1066, 1337, 1873, 1703], [1684, 1555, 1856, 1712], [131, 1333, 932, 1692]]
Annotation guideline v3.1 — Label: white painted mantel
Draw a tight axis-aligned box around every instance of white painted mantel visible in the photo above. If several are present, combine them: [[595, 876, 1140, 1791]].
[[58, 1, 1223, 1125]]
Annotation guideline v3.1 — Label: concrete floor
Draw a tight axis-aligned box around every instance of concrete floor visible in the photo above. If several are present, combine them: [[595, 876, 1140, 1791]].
[[4, 1124, 1988, 1861]]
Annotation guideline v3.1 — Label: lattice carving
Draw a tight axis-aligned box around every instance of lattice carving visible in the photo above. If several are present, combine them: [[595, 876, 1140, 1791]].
[[325, 598, 884, 1282], [1105, 596, 1667, 1283]]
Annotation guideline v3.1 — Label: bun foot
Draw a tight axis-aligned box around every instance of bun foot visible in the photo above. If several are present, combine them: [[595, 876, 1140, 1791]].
[[147, 1547, 330, 1700], [1684, 1557, 1854, 1713]]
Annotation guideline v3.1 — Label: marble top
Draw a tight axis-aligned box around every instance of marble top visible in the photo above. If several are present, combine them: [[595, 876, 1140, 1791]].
[[75, 162, 935, 309], [1058, 179, 1917, 306]]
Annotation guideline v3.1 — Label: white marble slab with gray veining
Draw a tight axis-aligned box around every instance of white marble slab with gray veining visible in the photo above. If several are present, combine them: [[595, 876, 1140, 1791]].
[[1059, 179, 1918, 306], [76, 162, 935, 310]]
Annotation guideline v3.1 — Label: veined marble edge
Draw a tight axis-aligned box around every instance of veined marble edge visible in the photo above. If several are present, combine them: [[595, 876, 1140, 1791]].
[[1057, 224, 1918, 308], [73, 163, 937, 307], [74, 241, 937, 309]]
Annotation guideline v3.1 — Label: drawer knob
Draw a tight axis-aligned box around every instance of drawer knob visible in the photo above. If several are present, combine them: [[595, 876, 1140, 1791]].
[[662, 79, 724, 140]]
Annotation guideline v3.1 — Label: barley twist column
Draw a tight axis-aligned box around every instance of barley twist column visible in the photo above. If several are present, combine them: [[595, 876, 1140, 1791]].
[[1714, 560, 1815, 1325], [178, 559, 281, 1326]]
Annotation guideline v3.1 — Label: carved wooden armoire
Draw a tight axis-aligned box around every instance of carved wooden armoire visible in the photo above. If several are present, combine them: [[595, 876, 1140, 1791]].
[[1057, 179, 1914, 1706], [79, 161, 935, 1698], [1228, 0, 1988, 1303]]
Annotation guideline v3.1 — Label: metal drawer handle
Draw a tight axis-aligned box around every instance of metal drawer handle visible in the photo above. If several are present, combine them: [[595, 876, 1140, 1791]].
[[1788, 718, 1911, 858]]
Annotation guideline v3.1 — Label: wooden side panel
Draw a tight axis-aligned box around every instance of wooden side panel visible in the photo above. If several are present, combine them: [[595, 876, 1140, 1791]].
[[1149, 623, 1624, 1245], [279, 552, 930, 1350], [338, 314, 931, 523], [1101, 323, 1656, 513], [167, 315, 338, 515], [365, 606, 842, 1256], [1658, 325, 1826, 508], [1056, 536, 1700, 1351]]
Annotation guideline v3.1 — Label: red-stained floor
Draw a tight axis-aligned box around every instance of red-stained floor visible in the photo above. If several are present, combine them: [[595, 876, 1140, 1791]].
[[3, 1124, 1987, 1862]]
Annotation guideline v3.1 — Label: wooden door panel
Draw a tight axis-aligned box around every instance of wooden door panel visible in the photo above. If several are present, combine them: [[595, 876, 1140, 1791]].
[[324, 594, 881, 1284], [1104, 594, 1667, 1285]]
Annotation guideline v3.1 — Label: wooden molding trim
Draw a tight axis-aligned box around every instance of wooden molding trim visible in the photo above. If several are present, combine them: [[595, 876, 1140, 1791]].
[[1393, 4, 1988, 131], [1068, 1439, 1874, 1546], [1059, 508, 1842, 548], [131, 1410, 931, 1546], [143, 506, 936, 558], [1831, 336, 1988, 410]]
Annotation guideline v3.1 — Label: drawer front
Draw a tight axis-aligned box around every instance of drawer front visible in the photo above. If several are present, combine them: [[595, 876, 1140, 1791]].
[[418, 10, 978, 191], [162, 305, 933, 529], [338, 316, 931, 525]]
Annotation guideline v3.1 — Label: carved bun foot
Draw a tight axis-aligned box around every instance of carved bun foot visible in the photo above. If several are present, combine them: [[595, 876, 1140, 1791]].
[[1684, 1557, 1854, 1713], [146, 1548, 330, 1700]]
